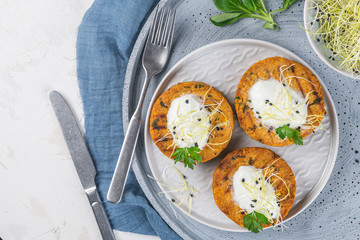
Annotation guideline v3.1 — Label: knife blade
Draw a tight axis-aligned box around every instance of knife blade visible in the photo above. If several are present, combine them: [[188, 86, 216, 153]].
[[50, 91, 115, 240]]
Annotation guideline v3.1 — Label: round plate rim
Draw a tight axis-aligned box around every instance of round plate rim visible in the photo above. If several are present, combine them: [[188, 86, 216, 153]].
[[143, 38, 339, 232]]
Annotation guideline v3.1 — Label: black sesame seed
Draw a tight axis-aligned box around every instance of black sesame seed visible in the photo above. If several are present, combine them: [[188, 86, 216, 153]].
[[250, 204, 254, 208], [269, 103, 273, 106], [287, 123, 290, 126], [216, 127, 220, 131], [271, 213, 273, 216], [200, 107, 203, 110], [258, 116, 262, 119], [173, 131, 176, 135], [260, 187, 262, 190], [195, 142, 198, 147], [181, 138, 184, 141], [296, 110, 299, 114], [297, 126, 301, 131], [252, 199, 257, 203], [256, 111, 260, 114], [241, 212, 245, 215], [198, 118, 201, 121], [173, 126, 176, 130], [171, 199, 175, 202], [269, 126, 273, 130], [190, 194, 194, 197], [255, 180, 259, 184], [185, 99, 189, 104], [283, 83, 286, 86], [242, 178, 245, 182]]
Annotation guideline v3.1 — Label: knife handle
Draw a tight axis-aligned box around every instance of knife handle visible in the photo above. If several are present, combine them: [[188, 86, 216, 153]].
[[107, 111, 141, 203], [88, 190, 116, 240]]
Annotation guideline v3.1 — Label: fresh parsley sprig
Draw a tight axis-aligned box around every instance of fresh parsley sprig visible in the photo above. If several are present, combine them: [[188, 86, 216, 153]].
[[172, 146, 202, 169], [210, 0, 296, 31], [276, 125, 303, 145], [244, 211, 269, 233]]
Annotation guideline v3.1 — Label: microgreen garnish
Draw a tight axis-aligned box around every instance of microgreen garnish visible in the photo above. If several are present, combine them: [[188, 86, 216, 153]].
[[276, 125, 303, 145], [244, 211, 269, 233], [210, 0, 296, 31], [172, 146, 202, 169], [311, 0, 360, 76]]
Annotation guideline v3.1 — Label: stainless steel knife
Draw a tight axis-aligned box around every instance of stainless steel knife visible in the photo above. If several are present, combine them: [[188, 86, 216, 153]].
[[50, 91, 116, 240]]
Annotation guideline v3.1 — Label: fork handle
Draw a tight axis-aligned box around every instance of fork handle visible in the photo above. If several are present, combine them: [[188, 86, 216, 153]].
[[107, 72, 153, 203]]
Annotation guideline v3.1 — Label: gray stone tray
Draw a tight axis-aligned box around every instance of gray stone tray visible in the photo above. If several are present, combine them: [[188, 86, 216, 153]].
[[123, 0, 360, 239]]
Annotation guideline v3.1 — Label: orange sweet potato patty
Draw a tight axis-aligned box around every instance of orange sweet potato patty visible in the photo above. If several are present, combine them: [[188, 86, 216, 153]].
[[149, 81, 234, 163], [213, 147, 296, 228], [235, 56, 326, 146]]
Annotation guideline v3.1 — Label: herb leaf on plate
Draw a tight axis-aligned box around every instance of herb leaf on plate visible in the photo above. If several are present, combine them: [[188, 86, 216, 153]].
[[172, 146, 202, 169], [210, 0, 297, 30], [244, 211, 269, 233], [276, 125, 303, 145]]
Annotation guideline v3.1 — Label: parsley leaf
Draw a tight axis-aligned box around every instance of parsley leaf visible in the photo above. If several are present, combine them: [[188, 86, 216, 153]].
[[244, 211, 269, 233], [275, 125, 303, 145], [172, 146, 202, 169]]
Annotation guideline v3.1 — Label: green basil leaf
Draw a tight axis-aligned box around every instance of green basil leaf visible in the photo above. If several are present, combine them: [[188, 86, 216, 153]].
[[210, 13, 249, 27], [283, 0, 296, 9], [262, 21, 277, 30], [213, 0, 249, 12], [243, 0, 257, 12], [210, 12, 246, 26]]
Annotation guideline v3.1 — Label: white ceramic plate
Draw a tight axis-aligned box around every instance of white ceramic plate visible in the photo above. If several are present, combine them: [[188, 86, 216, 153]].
[[144, 39, 338, 232], [303, 0, 360, 79]]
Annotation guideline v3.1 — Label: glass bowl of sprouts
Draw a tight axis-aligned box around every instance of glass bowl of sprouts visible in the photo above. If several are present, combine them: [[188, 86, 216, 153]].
[[303, 0, 360, 79]]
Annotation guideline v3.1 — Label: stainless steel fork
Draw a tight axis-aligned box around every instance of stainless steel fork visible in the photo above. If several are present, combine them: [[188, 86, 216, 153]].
[[107, 6, 176, 203]]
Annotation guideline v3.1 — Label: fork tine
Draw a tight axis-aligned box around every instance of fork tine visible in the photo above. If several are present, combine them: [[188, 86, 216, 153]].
[[160, 8, 172, 46], [148, 5, 159, 43], [154, 8, 166, 45], [165, 10, 176, 48]]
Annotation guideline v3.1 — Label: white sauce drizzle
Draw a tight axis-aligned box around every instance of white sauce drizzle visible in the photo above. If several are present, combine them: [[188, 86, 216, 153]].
[[233, 166, 280, 219], [249, 78, 308, 129], [167, 94, 210, 149]]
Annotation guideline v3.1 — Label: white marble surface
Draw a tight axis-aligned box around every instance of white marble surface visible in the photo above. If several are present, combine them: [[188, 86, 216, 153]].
[[0, 0, 159, 239]]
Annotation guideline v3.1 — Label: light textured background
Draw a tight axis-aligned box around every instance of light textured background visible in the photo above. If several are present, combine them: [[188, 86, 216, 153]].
[[0, 0, 158, 239]]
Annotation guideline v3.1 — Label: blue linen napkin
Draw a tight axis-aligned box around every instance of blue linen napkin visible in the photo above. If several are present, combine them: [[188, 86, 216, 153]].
[[76, 1, 180, 239]]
